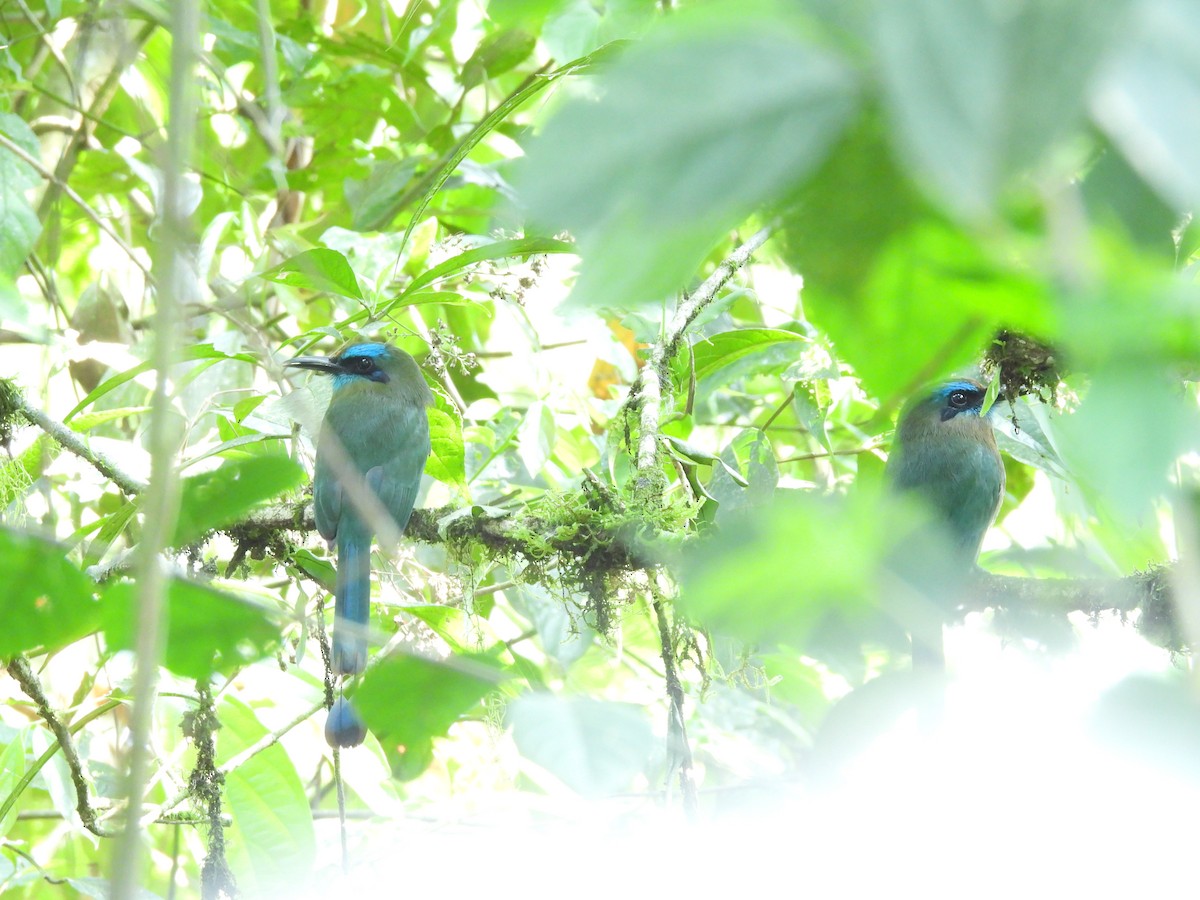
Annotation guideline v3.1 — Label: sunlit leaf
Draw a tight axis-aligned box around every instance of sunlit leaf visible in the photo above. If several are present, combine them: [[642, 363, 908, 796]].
[[461, 29, 536, 88], [218, 697, 316, 895], [259, 248, 364, 300], [519, 9, 857, 310], [690, 329, 807, 383], [0, 529, 101, 656], [425, 394, 467, 492], [103, 579, 281, 679], [0, 113, 42, 278], [352, 652, 505, 780], [0, 732, 26, 839], [173, 456, 304, 545]]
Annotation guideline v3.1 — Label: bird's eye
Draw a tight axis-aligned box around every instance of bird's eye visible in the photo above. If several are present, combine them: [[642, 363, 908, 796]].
[[948, 389, 971, 409], [353, 357, 374, 373]]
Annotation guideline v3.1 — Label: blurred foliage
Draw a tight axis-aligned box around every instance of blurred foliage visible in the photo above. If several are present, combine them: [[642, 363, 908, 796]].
[[0, 0, 1198, 895]]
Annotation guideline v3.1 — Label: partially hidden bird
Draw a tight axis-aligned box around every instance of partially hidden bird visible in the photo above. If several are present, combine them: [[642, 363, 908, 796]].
[[885, 379, 1004, 670], [285, 342, 433, 747]]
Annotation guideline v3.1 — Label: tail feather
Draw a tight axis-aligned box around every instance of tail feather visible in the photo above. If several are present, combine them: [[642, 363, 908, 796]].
[[333, 534, 370, 675], [325, 695, 367, 748]]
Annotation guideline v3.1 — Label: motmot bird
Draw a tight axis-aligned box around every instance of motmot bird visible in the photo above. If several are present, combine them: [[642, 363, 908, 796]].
[[286, 342, 432, 745], [885, 379, 1004, 669]]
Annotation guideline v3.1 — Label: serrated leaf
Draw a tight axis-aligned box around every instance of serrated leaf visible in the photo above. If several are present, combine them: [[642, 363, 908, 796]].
[[259, 248, 363, 300], [425, 395, 466, 492]]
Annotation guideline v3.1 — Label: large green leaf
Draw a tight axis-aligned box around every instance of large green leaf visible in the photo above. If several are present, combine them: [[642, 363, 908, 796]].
[[173, 455, 305, 546], [0, 529, 101, 656], [872, 0, 1132, 216], [217, 697, 315, 896], [519, 8, 857, 310], [352, 652, 505, 779], [103, 579, 281, 680], [805, 222, 1051, 401], [1093, 0, 1200, 211]]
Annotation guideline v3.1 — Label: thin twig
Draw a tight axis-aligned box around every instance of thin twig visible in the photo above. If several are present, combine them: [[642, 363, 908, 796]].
[[15, 393, 148, 495], [5, 657, 119, 836], [624, 227, 773, 490], [650, 590, 698, 818]]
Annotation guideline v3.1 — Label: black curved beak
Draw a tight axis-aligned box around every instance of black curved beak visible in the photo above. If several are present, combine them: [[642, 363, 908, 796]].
[[284, 355, 341, 374]]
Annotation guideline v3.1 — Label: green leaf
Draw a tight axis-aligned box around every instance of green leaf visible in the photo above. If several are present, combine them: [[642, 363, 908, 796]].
[[288, 549, 334, 593], [103, 579, 281, 680], [352, 652, 505, 780], [0, 529, 101, 656], [1093, 0, 1200, 211], [664, 435, 748, 486], [872, 0, 1131, 216], [217, 697, 315, 895], [64, 345, 257, 422], [259, 248, 364, 300], [690, 328, 807, 382], [678, 490, 951, 653], [1056, 367, 1200, 521], [519, 11, 857, 310], [232, 395, 267, 423], [425, 393, 467, 492], [805, 222, 1050, 400], [345, 157, 422, 232], [0, 113, 42, 279], [461, 29, 537, 89], [507, 694, 654, 796], [68, 407, 150, 433], [173, 456, 305, 546], [0, 733, 26, 839]]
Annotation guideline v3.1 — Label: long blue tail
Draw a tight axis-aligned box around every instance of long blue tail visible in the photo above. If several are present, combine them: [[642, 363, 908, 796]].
[[333, 532, 370, 675]]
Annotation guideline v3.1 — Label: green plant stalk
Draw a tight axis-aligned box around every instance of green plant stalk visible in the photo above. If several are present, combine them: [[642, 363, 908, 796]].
[[111, 1, 200, 897]]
